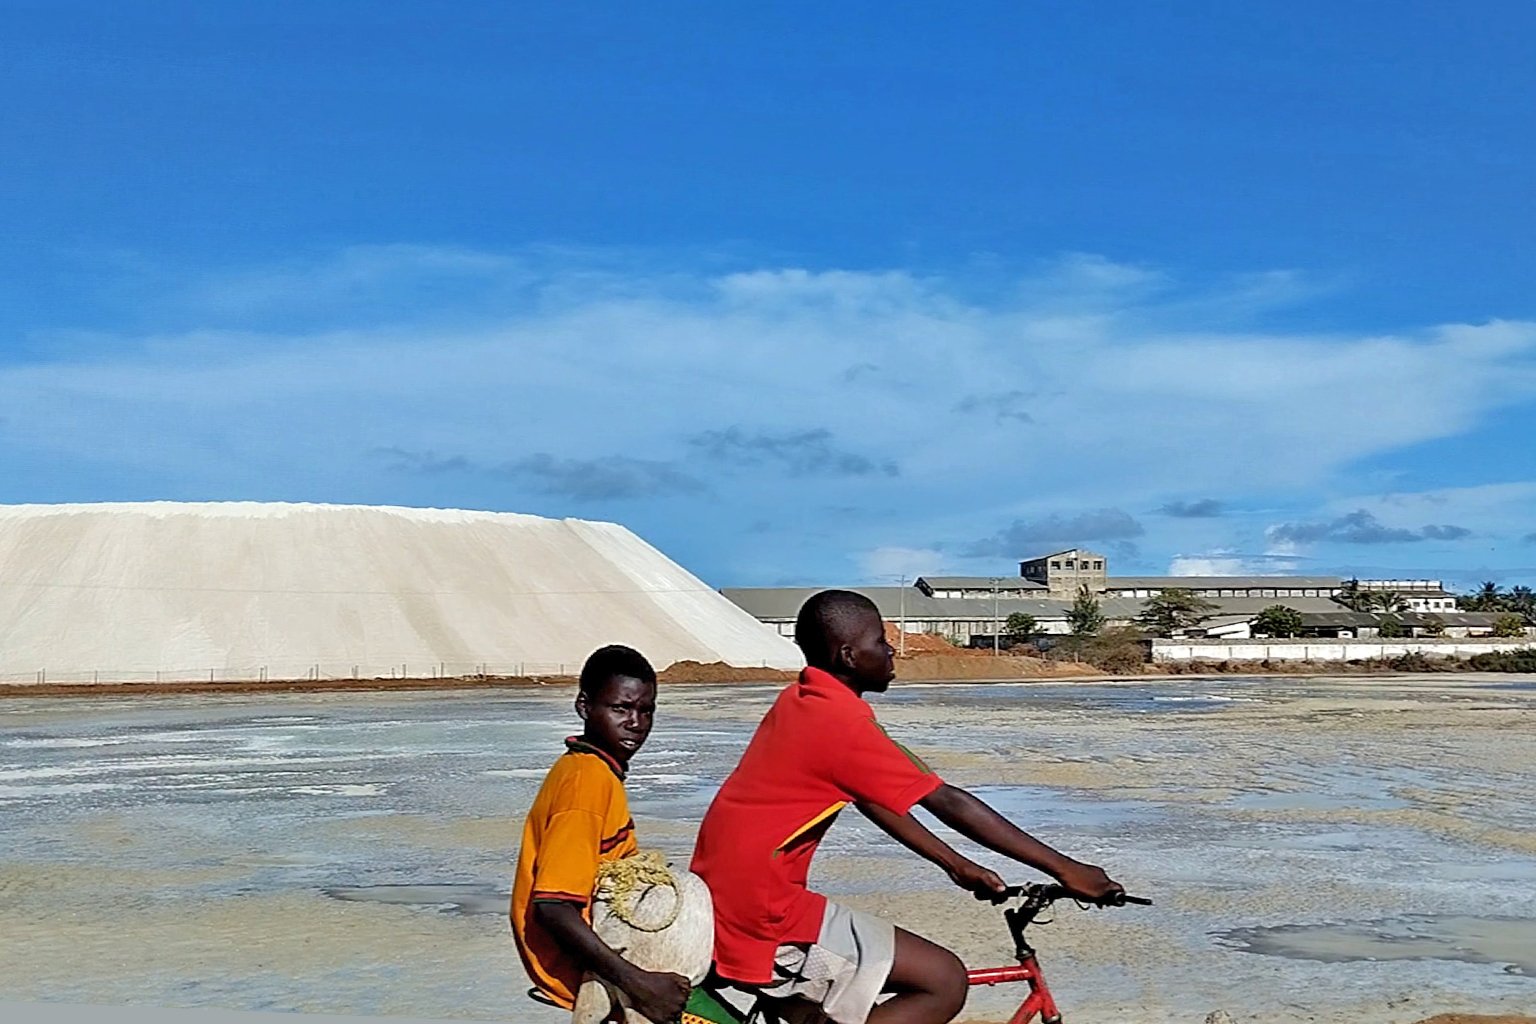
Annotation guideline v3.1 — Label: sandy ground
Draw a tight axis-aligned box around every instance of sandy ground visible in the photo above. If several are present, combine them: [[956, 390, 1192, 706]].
[[1, 675, 1534, 1023]]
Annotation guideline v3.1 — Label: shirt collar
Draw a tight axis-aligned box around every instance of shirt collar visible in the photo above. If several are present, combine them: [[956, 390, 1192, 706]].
[[564, 735, 627, 780], [798, 666, 868, 707]]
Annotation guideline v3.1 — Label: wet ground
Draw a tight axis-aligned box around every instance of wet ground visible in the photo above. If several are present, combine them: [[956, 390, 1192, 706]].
[[2, 676, 1534, 1022]]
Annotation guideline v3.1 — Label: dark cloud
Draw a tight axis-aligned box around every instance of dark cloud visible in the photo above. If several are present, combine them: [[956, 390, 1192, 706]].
[[502, 454, 704, 501], [952, 390, 1033, 424], [963, 508, 1145, 558], [1157, 498, 1224, 518], [372, 446, 472, 475], [1524, 532, 1536, 544], [1267, 510, 1471, 545], [840, 362, 880, 383], [691, 427, 898, 478], [375, 446, 701, 500]]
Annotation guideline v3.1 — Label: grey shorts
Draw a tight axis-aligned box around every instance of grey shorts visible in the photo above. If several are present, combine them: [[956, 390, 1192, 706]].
[[712, 901, 897, 1024]]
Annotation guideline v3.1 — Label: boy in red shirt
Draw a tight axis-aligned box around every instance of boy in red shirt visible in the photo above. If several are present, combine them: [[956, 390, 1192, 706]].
[[511, 645, 690, 1023], [692, 590, 1124, 1024]]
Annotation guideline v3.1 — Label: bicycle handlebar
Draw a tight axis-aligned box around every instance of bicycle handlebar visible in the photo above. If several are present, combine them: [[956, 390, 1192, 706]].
[[991, 882, 1153, 907]]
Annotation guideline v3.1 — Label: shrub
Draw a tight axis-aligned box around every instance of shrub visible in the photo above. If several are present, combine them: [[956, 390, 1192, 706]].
[[1467, 649, 1536, 672], [1387, 650, 1445, 672], [1080, 627, 1150, 674], [1492, 614, 1526, 638]]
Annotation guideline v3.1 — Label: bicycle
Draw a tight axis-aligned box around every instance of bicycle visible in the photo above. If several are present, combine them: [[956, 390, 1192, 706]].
[[672, 882, 1150, 1024], [967, 883, 1153, 1024]]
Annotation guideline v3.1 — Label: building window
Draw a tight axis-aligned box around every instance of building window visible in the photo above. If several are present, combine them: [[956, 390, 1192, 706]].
[[1093, 561, 1103, 569], [1051, 561, 1061, 569]]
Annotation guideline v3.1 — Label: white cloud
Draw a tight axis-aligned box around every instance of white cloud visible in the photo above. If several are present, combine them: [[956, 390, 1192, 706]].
[[3, 246, 1536, 581], [1168, 551, 1303, 576], [858, 546, 947, 582]]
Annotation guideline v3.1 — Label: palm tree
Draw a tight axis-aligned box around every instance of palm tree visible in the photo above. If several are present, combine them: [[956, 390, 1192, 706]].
[[1369, 590, 1410, 615], [1335, 578, 1371, 612], [1508, 585, 1535, 623], [1463, 580, 1503, 612]]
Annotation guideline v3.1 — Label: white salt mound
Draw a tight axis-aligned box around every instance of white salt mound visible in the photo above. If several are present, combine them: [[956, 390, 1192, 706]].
[[0, 502, 801, 682]]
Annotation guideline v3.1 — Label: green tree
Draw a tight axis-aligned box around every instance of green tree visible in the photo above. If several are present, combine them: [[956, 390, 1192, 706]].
[[1420, 615, 1446, 637], [1003, 612, 1039, 640], [1507, 585, 1535, 622], [1252, 604, 1304, 638], [1133, 588, 1218, 637], [1067, 585, 1105, 638], [1463, 580, 1503, 612], [1369, 590, 1410, 615], [1492, 613, 1526, 638], [1335, 578, 1371, 612], [1377, 616, 1406, 639]]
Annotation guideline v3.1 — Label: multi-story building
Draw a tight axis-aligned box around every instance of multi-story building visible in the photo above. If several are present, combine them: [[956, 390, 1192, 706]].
[[722, 550, 1495, 642]]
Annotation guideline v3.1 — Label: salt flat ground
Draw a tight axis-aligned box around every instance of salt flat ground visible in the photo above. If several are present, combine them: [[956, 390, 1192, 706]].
[[1, 676, 1533, 1023]]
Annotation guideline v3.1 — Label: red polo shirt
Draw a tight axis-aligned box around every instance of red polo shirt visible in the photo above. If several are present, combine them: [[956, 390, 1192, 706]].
[[690, 667, 944, 983]]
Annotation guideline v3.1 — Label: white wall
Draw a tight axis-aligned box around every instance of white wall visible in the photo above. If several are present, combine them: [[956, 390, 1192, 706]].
[[1153, 639, 1534, 662]]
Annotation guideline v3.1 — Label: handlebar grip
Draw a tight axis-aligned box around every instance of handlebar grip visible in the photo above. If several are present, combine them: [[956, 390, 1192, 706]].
[[991, 884, 1152, 907]]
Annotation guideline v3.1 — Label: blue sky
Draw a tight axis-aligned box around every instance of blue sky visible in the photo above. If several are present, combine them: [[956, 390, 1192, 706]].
[[4, 2, 1535, 590]]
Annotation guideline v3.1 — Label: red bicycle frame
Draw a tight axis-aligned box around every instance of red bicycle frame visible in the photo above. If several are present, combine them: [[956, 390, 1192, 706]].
[[961, 887, 1075, 1024], [967, 955, 1061, 1024]]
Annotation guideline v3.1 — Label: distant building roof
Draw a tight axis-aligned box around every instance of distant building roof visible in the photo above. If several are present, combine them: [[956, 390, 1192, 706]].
[[1297, 611, 1381, 628], [916, 576, 1047, 591], [720, 586, 1082, 621], [1020, 549, 1103, 563], [1105, 576, 1344, 590], [722, 589, 1344, 623]]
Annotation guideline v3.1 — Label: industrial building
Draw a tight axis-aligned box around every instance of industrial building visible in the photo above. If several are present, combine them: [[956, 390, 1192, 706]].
[[724, 548, 1496, 643]]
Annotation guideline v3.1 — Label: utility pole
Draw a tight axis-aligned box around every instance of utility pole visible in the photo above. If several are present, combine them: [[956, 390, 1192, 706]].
[[898, 574, 908, 656], [991, 577, 1001, 656]]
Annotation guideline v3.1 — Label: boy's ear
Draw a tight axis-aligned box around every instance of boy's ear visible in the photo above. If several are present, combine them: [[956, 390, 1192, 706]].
[[574, 690, 590, 722]]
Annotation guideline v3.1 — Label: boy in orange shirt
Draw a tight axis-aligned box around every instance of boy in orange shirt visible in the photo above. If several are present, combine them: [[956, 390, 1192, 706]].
[[511, 644, 690, 1023]]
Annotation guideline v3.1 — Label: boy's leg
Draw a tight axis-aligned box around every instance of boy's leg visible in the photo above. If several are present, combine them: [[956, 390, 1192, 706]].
[[868, 927, 967, 1024]]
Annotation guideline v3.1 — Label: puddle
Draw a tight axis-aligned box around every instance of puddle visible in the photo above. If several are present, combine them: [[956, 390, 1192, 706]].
[[968, 785, 1161, 831], [1235, 791, 1411, 812], [1217, 914, 1536, 977], [323, 882, 508, 916]]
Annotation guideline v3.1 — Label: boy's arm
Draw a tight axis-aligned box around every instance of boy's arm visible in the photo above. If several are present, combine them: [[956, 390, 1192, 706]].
[[918, 783, 1123, 901], [856, 801, 1008, 899], [531, 901, 689, 1021]]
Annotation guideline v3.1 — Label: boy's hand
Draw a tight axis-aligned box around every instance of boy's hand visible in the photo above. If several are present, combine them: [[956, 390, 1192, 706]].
[[620, 966, 690, 1023], [946, 857, 1008, 901], [1054, 860, 1123, 904]]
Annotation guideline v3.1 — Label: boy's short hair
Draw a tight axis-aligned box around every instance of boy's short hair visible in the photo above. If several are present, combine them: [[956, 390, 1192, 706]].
[[794, 590, 880, 664], [579, 644, 657, 694]]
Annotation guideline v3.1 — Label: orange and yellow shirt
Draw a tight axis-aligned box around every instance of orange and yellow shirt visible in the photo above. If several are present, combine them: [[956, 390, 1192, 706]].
[[511, 737, 638, 1008]]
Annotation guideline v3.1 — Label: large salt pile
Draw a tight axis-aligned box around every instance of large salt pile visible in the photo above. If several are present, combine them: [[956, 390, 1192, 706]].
[[0, 502, 801, 683]]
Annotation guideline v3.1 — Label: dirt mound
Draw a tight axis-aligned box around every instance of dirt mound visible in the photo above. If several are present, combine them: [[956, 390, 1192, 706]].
[[895, 653, 1097, 680], [658, 660, 797, 683], [885, 623, 991, 657]]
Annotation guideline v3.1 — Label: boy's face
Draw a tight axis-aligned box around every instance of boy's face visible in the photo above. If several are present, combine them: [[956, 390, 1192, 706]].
[[841, 609, 897, 693], [576, 674, 657, 766]]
